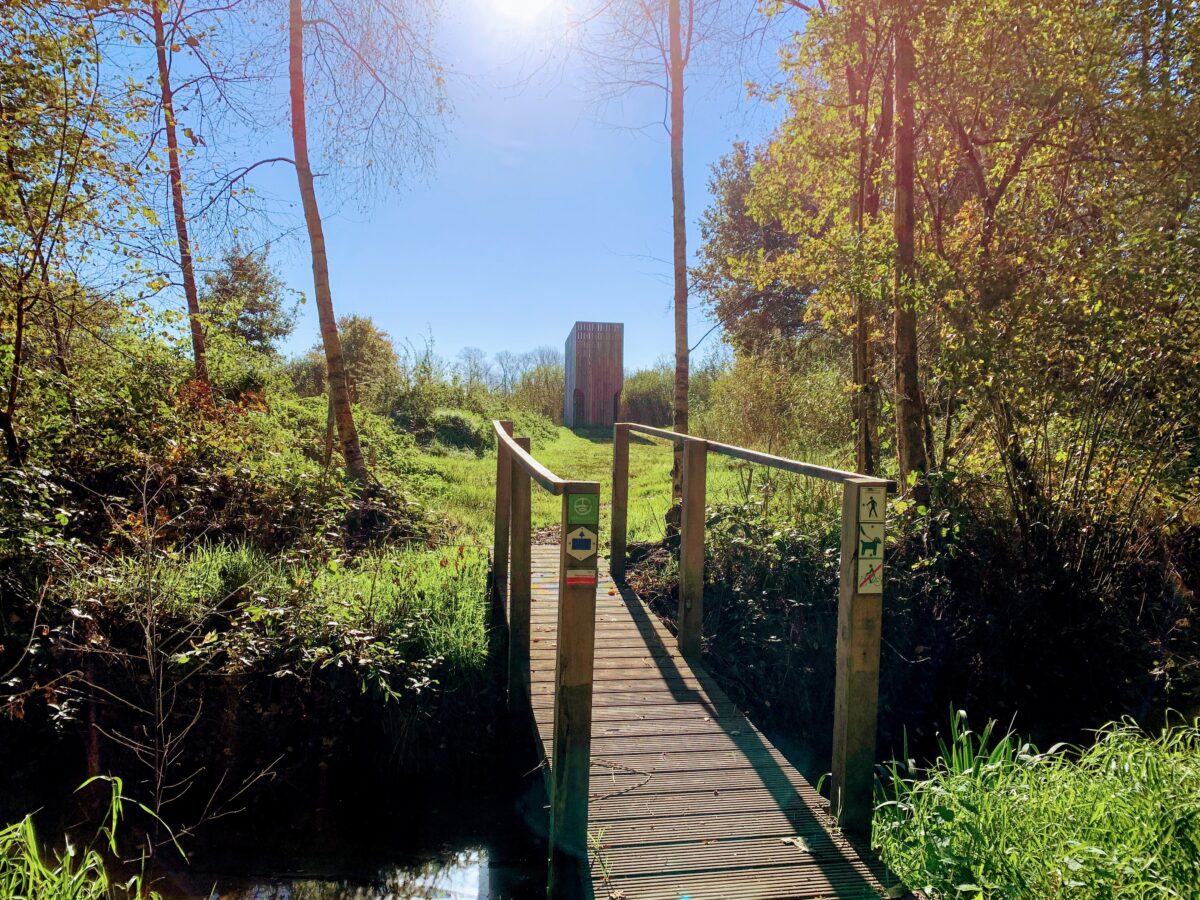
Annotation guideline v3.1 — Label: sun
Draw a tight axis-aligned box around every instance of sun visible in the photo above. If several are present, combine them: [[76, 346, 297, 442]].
[[492, 0, 557, 22]]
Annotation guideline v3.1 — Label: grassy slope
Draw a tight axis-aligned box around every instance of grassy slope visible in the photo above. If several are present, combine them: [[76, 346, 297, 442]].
[[414, 426, 747, 547]]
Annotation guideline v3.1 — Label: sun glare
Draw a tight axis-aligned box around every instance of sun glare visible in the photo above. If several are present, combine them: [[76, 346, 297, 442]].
[[493, 0, 556, 22]]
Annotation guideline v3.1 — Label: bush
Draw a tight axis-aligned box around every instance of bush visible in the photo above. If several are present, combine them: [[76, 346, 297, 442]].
[[692, 337, 850, 456], [621, 363, 674, 426], [429, 408, 490, 456], [627, 491, 1200, 775]]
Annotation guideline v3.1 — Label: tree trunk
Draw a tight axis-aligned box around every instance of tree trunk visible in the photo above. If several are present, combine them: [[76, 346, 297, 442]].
[[151, 1, 210, 393], [0, 410, 17, 464], [3, 295, 26, 464], [288, 0, 369, 486], [668, 0, 688, 518], [892, 15, 928, 493]]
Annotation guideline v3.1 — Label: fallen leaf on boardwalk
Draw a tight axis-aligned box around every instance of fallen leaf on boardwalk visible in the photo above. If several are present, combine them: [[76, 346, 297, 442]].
[[780, 835, 813, 852]]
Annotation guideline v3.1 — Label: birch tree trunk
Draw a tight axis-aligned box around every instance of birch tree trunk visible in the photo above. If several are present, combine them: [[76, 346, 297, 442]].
[[668, 0, 688, 511], [151, 1, 210, 392], [288, 0, 368, 485]]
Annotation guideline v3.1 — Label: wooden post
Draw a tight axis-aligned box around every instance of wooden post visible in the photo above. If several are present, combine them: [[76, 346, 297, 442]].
[[547, 480, 601, 899], [492, 420, 514, 604], [508, 436, 531, 712], [610, 423, 630, 580], [677, 439, 707, 658], [831, 478, 886, 837]]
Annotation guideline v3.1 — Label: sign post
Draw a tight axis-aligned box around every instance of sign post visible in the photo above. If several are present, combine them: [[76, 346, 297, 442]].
[[548, 481, 601, 898], [831, 478, 887, 836]]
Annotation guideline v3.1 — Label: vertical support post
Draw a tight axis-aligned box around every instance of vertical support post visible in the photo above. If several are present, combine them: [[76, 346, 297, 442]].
[[610, 423, 630, 580], [547, 481, 601, 899], [677, 438, 707, 658], [831, 478, 886, 837], [492, 420, 514, 605], [507, 436, 531, 712]]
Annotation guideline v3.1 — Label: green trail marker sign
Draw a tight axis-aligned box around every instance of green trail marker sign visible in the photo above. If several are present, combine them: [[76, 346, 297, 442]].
[[567, 493, 599, 525]]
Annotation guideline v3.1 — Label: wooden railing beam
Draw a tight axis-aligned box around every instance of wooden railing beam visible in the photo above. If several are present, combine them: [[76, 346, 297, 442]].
[[831, 477, 886, 837], [677, 438, 707, 657], [507, 437, 532, 713], [610, 423, 630, 580], [492, 420, 514, 605], [548, 480, 601, 898], [494, 421, 570, 494]]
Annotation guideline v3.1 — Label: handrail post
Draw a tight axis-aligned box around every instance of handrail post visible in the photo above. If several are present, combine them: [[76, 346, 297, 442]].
[[611, 423, 630, 580], [492, 420, 514, 605], [507, 436, 532, 712], [547, 480, 601, 899], [831, 478, 886, 837], [678, 438, 707, 658]]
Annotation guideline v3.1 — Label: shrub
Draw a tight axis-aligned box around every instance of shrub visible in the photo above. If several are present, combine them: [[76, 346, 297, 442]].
[[429, 408, 490, 456], [692, 337, 850, 455], [621, 363, 674, 426]]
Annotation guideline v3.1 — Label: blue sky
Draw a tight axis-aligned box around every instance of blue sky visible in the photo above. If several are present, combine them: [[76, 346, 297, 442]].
[[250, 0, 793, 371]]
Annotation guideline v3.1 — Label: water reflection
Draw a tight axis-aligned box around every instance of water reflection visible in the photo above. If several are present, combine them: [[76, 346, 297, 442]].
[[207, 850, 489, 900]]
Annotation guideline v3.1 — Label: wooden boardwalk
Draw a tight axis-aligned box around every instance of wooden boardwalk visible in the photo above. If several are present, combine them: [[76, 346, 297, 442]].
[[518, 545, 899, 900]]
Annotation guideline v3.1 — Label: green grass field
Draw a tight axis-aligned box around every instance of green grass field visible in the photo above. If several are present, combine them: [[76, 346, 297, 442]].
[[413, 425, 751, 548]]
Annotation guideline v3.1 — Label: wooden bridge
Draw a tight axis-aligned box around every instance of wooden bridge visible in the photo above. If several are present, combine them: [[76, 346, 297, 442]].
[[491, 421, 906, 899]]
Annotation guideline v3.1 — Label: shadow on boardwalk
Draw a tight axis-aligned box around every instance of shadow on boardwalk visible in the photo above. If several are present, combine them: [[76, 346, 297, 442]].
[[603, 576, 894, 898]]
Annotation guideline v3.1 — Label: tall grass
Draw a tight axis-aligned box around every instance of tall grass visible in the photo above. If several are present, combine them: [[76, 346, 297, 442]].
[[315, 545, 490, 673], [64, 541, 493, 680], [0, 778, 156, 899], [874, 713, 1200, 898]]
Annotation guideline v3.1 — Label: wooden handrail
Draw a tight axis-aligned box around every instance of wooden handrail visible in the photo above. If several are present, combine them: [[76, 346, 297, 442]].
[[493, 419, 570, 494], [619, 422, 895, 490], [621, 422, 687, 444], [611, 420, 894, 838], [491, 419, 600, 896]]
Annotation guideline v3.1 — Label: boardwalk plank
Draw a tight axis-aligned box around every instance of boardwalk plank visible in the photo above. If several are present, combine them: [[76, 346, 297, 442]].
[[516, 545, 903, 900]]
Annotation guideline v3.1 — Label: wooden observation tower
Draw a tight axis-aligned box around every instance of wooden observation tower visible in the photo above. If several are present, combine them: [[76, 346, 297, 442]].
[[563, 321, 623, 428]]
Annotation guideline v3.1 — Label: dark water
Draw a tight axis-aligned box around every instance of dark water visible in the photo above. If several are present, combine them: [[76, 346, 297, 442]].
[[172, 849, 515, 899], [144, 730, 550, 899]]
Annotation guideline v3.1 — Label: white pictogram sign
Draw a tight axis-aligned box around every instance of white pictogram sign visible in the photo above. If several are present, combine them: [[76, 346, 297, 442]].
[[859, 486, 885, 523], [856, 486, 885, 593]]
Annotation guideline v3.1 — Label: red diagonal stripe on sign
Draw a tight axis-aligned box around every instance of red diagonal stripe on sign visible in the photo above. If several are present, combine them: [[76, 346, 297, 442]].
[[859, 562, 883, 589]]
